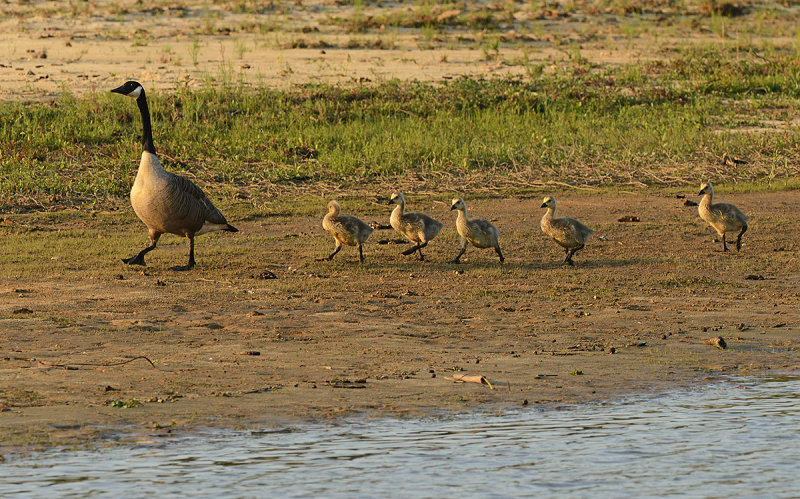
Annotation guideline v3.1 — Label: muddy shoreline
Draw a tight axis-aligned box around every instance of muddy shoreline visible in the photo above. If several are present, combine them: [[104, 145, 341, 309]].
[[2, 191, 799, 451]]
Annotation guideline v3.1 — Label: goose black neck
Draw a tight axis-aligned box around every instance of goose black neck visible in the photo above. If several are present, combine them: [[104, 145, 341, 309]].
[[136, 90, 156, 154]]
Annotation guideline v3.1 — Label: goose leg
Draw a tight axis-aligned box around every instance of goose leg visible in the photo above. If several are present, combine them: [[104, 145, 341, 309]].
[[358, 243, 365, 264], [495, 245, 504, 263], [171, 234, 196, 271], [736, 225, 747, 252], [123, 231, 161, 266], [325, 244, 342, 261], [450, 240, 467, 264]]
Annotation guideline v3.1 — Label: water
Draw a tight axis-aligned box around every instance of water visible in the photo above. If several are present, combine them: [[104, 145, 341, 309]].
[[3, 375, 799, 498]]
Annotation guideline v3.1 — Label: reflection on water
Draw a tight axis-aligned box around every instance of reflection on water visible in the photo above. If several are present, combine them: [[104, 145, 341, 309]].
[[3, 375, 799, 498]]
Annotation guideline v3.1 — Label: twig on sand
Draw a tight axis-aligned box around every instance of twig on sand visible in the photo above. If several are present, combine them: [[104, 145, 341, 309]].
[[444, 373, 494, 389], [37, 356, 158, 370]]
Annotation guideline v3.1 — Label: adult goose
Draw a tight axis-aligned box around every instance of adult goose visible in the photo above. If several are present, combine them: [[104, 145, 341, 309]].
[[111, 81, 237, 271], [540, 196, 593, 266], [697, 182, 748, 252]]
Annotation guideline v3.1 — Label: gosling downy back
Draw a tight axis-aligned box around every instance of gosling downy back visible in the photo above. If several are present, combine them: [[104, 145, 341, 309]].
[[321, 200, 373, 263], [387, 192, 443, 260], [449, 197, 503, 263], [540, 196, 593, 265], [698, 182, 748, 252]]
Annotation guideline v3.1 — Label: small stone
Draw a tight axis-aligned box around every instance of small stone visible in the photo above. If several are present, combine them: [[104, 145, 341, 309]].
[[703, 336, 727, 349], [609, 347, 616, 354], [522, 399, 528, 406], [660, 334, 667, 340]]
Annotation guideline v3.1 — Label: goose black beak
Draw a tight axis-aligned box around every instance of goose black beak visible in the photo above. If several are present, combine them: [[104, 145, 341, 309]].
[[110, 84, 127, 94], [540, 203, 547, 208]]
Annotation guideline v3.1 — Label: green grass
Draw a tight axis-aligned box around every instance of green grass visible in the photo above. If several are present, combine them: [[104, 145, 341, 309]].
[[2, 46, 800, 211]]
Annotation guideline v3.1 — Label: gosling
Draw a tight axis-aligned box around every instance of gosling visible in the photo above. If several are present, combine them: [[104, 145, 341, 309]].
[[387, 192, 443, 261], [698, 182, 748, 252], [449, 197, 504, 264], [540, 196, 593, 266], [321, 200, 374, 263]]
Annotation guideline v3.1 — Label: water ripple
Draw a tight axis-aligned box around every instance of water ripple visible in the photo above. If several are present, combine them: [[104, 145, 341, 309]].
[[2, 375, 799, 498]]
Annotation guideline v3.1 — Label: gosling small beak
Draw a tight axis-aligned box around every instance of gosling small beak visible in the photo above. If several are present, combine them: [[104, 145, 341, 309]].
[[386, 199, 394, 205], [540, 203, 547, 208], [697, 190, 705, 196], [450, 205, 456, 211]]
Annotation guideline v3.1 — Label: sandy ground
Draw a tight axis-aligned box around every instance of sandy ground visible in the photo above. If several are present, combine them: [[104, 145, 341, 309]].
[[1, 190, 799, 450], [0, 0, 761, 101]]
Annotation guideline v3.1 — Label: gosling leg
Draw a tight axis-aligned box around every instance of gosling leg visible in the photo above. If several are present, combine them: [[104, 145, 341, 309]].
[[171, 234, 196, 271], [325, 244, 342, 261], [736, 225, 747, 252], [123, 231, 161, 266], [416, 242, 428, 261], [721, 234, 728, 252], [564, 249, 575, 266], [450, 242, 467, 264], [358, 243, 365, 264], [495, 245, 504, 263], [402, 244, 421, 256]]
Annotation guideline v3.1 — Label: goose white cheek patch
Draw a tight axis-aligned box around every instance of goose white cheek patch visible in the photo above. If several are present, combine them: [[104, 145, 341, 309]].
[[127, 86, 143, 99]]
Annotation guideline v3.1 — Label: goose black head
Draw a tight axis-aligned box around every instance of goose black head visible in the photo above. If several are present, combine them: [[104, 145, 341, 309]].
[[111, 81, 144, 99]]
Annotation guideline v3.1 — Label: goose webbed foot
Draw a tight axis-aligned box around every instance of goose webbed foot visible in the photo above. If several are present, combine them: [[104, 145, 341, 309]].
[[122, 254, 147, 266], [401, 246, 418, 256], [449, 258, 461, 264], [122, 247, 152, 266]]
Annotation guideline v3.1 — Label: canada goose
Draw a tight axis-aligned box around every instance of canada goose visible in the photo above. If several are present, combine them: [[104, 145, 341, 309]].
[[111, 81, 237, 271], [698, 182, 748, 252], [387, 192, 443, 261], [320, 200, 374, 263], [449, 197, 503, 264], [540, 196, 593, 265]]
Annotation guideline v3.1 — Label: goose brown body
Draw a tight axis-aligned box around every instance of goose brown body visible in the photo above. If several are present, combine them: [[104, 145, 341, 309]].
[[112, 81, 236, 270], [321, 200, 373, 262], [540, 196, 593, 265], [698, 182, 748, 252]]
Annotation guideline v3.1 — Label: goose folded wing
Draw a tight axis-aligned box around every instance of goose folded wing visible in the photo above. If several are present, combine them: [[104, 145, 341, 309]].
[[169, 172, 229, 225]]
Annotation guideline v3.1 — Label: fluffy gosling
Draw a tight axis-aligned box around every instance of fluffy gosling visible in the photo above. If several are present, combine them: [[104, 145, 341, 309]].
[[540, 196, 593, 266], [387, 192, 443, 261], [449, 197, 504, 264], [698, 182, 748, 252], [321, 200, 374, 263]]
